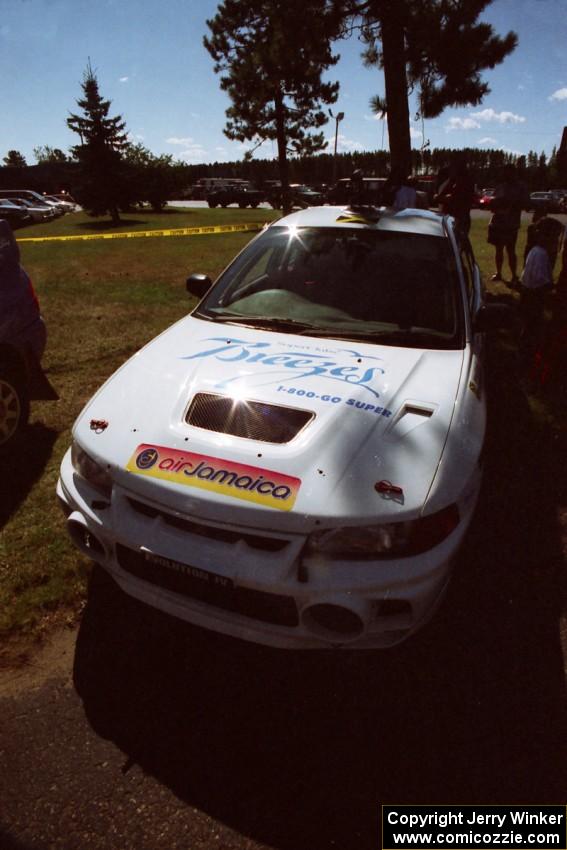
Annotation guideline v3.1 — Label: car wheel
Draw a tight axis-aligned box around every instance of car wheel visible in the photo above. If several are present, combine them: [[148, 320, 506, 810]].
[[238, 202, 246, 209], [0, 366, 29, 448], [208, 201, 217, 208], [251, 202, 259, 208]]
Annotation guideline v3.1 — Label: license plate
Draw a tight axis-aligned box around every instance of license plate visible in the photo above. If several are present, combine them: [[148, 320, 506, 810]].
[[143, 550, 234, 590]]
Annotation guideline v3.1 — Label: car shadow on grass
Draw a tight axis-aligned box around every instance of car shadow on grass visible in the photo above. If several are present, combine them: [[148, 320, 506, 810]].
[[0, 423, 58, 530], [73, 342, 567, 850]]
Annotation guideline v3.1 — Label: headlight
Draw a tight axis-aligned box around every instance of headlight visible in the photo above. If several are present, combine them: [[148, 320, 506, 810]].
[[71, 441, 113, 498], [305, 504, 460, 559]]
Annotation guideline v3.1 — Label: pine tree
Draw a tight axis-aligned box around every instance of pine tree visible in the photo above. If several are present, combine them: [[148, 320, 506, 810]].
[[67, 61, 130, 222], [344, 0, 517, 175], [3, 150, 27, 167], [33, 146, 69, 164], [204, 0, 341, 212]]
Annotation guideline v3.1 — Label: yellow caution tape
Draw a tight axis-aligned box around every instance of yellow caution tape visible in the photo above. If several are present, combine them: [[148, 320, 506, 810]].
[[17, 222, 264, 243]]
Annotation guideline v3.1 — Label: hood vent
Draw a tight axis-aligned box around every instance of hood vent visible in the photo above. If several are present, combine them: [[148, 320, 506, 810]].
[[185, 392, 314, 444]]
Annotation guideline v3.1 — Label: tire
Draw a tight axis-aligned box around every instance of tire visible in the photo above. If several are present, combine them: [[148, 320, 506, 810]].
[[0, 366, 29, 448]]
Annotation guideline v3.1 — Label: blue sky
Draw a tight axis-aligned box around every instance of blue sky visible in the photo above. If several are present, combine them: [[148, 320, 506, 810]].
[[1, 0, 566, 166]]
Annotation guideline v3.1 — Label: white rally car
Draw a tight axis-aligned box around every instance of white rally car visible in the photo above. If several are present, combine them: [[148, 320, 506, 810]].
[[58, 204, 506, 649]]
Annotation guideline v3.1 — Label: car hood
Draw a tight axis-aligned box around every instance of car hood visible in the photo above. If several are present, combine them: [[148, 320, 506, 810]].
[[74, 315, 464, 533]]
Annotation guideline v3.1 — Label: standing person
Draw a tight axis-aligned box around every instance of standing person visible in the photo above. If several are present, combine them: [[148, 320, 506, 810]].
[[524, 209, 564, 271], [519, 224, 553, 362], [384, 167, 417, 210], [487, 164, 529, 285], [435, 157, 476, 236]]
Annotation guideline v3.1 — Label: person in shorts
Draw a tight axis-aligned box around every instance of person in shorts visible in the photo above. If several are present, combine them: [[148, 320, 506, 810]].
[[487, 164, 528, 286]]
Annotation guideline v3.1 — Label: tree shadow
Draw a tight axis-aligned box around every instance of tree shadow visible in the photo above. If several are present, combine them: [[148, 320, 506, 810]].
[[73, 341, 567, 850], [0, 423, 58, 530], [76, 218, 150, 232], [75, 209, 197, 232]]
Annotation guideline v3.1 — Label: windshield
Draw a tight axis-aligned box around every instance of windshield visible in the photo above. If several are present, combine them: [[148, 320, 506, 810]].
[[195, 225, 465, 349]]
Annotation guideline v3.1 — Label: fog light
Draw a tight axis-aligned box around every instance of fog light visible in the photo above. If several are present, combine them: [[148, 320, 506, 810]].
[[304, 604, 364, 637]]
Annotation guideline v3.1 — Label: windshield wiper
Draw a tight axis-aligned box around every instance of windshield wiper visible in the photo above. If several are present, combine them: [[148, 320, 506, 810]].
[[204, 314, 318, 333], [305, 327, 453, 347], [357, 329, 454, 348]]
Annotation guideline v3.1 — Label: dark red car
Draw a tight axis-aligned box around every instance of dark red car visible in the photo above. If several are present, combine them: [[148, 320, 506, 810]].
[[477, 189, 495, 209], [0, 219, 47, 447]]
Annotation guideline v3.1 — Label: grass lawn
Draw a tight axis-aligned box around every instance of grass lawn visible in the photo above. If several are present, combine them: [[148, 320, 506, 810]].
[[0, 208, 564, 645]]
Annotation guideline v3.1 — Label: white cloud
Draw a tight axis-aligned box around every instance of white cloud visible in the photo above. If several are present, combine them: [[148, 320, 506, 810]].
[[333, 133, 364, 154], [446, 117, 481, 131], [470, 108, 526, 124], [178, 145, 208, 162], [478, 137, 497, 145], [166, 136, 194, 146], [549, 87, 567, 102], [409, 126, 423, 140], [119, 76, 129, 83], [127, 132, 145, 142], [166, 136, 208, 161], [364, 113, 386, 122]]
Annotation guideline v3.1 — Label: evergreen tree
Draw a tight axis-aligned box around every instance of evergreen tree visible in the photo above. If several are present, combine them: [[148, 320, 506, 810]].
[[33, 146, 69, 164], [3, 150, 27, 167], [341, 0, 517, 175], [123, 144, 180, 211], [67, 61, 130, 222], [204, 0, 341, 212]]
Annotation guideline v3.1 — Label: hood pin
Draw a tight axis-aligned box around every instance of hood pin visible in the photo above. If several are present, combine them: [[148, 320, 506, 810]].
[[375, 480, 404, 496]]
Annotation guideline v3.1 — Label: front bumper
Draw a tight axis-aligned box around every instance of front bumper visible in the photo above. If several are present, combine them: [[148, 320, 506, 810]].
[[58, 449, 479, 650]]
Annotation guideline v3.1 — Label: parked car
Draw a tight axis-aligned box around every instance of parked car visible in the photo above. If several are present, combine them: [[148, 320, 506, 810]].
[[0, 201, 33, 229], [477, 189, 495, 210], [0, 220, 47, 447], [327, 177, 428, 209], [529, 190, 567, 213], [289, 185, 326, 206], [266, 185, 328, 209], [528, 191, 557, 213], [0, 189, 63, 215], [207, 185, 265, 208], [43, 194, 76, 212], [50, 192, 78, 208], [58, 203, 508, 650], [1, 197, 56, 222]]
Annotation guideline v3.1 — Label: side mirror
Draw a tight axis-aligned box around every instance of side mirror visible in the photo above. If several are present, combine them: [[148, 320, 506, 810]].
[[473, 303, 514, 333], [186, 273, 212, 298]]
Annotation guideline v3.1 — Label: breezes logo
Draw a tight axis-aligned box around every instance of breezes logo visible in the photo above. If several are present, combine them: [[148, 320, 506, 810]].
[[182, 338, 385, 399], [126, 444, 301, 511]]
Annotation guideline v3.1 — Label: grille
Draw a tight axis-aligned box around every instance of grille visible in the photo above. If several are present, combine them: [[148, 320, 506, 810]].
[[116, 544, 298, 627], [185, 392, 313, 444], [127, 497, 289, 552]]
